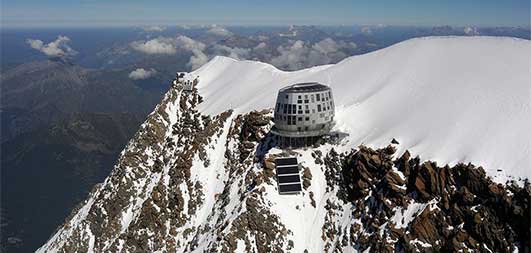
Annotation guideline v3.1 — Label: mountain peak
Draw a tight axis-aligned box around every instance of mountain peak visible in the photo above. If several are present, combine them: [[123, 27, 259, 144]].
[[38, 36, 530, 252]]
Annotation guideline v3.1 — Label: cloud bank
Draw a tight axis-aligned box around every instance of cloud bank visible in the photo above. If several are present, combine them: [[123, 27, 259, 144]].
[[130, 36, 208, 70], [128, 68, 157, 80], [26, 35, 78, 58], [130, 34, 357, 71], [271, 38, 357, 70], [130, 37, 178, 54], [207, 26, 232, 37], [143, 26, 166, 32]]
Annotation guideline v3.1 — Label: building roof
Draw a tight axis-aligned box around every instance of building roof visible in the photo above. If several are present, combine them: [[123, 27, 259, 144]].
[[279, 82, 329, 93]]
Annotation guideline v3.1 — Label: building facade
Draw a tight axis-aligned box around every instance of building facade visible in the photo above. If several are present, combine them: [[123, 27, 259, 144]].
[[272, 82, 335, 146]]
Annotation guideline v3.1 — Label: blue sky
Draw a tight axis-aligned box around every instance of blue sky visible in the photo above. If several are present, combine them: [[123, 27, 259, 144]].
[[1, 0, 529, 27]]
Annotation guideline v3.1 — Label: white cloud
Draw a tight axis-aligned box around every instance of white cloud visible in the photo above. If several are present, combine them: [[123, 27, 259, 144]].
[[211, 45, 251, 60], [130, 37, 177, 54], [128, 68, 157, 80], [254, 42, 267, 50], [361, 26, 373, 35], [207, 26, 232, 37], [188, 49, 209, 70], [130, 35, 209, 70], [26, 35, 77, 58], [130, 35, 206, 55], [143, 26, 166, 32], [175, 36, 206, 52], [176, 24, 191, 30], [270, 38, 356, 70], [464, 26, 480, 36], [270, 40, 309, 70]]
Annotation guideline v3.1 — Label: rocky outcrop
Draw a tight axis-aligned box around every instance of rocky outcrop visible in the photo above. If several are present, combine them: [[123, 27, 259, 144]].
[[341, 144, 530, 252]]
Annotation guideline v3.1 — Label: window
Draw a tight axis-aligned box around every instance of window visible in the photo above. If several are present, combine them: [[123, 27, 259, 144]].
[[283, 104, 287, 114], [298, 105, 302, 109], [287, 104, 292, 114], [297, 127, 302, 131], [317, 104, 321, 112], [285, 94, 288, 99], [276, 103, 280, 112], [305, 126, 309, 131], [298, 110, 303, 114], [311, 94, 315, 102], [297, 99, 303, 103], [292, 116, 297, 124], [298, 117, 302, 121], [287, 116, 292, 125], [298, 95, 302, 99], [305, 117, 310, 121], [292, 104, 297, 113], [328, 91, 331, 98], [305, 110, 310, 114], [304, 95, 309, 103], [316, 94, 321, 101]]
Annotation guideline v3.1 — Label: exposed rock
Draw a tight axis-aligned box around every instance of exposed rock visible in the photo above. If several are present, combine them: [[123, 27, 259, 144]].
[[340, 145, 530, 252], [302, 166, 312, 190]]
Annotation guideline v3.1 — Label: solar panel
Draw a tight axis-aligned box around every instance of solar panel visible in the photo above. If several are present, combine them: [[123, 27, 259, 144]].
[[275, 157, 302, 194], [275, 157, 298, 166], [277, 175, 301, 184], [276, 165, 299, 174], [279, 183, 302, 193]]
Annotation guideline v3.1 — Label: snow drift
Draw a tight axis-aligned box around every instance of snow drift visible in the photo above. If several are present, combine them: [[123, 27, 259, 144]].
[[194, 36, 531, 181]]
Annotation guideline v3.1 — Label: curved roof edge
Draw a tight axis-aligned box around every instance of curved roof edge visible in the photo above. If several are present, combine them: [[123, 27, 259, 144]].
[[279, 82, 330, 93]]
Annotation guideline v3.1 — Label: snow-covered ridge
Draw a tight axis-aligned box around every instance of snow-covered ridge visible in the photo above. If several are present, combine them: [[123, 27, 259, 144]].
[[193, 36, 531, 180]]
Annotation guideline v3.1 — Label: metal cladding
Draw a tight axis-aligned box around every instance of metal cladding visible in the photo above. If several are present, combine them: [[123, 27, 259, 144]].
[[272, 82, 335, 138], [275, 157, 302, 194]]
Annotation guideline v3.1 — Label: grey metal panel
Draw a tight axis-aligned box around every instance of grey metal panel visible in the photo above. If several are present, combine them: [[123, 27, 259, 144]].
[[277, 166, 299, 174], [279, 183, 302, 193], [275, 158, 298, 166], [278, 175, 301, 184]]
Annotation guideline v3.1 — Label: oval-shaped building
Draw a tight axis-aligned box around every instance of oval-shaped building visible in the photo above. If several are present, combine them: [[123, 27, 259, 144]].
[[272, 82, 335, 147]]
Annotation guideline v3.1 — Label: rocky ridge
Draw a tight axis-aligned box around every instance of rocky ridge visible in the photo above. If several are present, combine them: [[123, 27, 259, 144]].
[[38, 75, 530, 252]]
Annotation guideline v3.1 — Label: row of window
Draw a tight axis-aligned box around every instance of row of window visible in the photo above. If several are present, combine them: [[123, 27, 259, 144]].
[[274, 113, 333, 124], [276, 100, 333, 115], [285, 91, 332, 104]]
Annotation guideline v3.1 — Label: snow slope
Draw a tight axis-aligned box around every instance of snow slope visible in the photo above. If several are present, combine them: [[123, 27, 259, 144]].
[[194, 36, 531, 181]]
